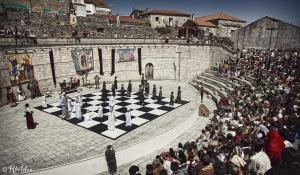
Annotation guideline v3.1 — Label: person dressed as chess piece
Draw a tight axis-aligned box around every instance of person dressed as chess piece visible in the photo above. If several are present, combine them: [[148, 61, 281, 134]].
[[120, 84, 125, 96], [94, 75, 100, 89], [105, 145, 117, 175], [6, 87, 17, 107], [127, 80, 132, 97], [141, 74, 146, 86], [114, 76, 118, 89], [42, 94, 47, 108], [157, 86, 162, 102], [77, 90, 83, 105], [152, 84, 157, 99], [67, 97, 73, 112], [109, 97, 115, 111], [145, 80, 150, 97], [169, 91, 175, 106], [84, 109, 93, 122], [102, 81, 108, 101], [58, 92, 63, 107], [111, 84, 116, 97], [139, 85, 145, 105], [125, 107, 132, 127], [17, 85, 26, 101], [61, 93, 69, 120], [74, 98, 82, 120], [98, 105, 103, 118], [107, 107, 116, 131], [24, 103, 37, 129], [175, 86, 181, 103]]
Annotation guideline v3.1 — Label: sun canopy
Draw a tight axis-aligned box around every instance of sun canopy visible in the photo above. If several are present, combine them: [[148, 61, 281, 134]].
[[1, 2, 28, 11]]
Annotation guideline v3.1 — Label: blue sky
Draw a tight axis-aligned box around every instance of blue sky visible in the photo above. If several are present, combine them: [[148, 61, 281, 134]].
[[105, 0, 300, 26]]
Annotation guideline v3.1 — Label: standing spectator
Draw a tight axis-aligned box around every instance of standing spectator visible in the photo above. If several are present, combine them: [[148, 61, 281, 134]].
[[94, 74, 100, 89], [105, 145, 117, 175]]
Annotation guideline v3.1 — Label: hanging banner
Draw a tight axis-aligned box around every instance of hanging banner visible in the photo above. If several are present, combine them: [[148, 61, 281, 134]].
[[118, 48, 135, 62], [5, 53, 34, 86], [71, 48, 94, 75]]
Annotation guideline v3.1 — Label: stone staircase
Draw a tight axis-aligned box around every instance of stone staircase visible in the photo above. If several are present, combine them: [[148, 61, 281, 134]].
[[190, 69, 255, 108]]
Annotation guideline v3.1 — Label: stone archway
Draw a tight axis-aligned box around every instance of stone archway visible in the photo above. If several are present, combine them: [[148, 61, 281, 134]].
[[145, 63, 154, 80]]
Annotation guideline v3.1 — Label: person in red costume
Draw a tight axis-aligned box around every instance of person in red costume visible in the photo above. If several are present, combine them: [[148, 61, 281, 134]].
[[265, 122, 285, 166]]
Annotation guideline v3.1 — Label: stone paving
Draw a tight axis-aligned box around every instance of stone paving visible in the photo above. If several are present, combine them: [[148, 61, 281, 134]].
[[0, 80, 203, 175]]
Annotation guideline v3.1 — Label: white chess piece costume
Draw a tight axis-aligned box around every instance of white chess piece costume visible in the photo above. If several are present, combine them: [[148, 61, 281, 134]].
[[78, 91, 83, 105], [98, 106, 103, 118], [107, 110, 116, 131], [125, 108, 132, 127], [74, 100, 82, 120], [84, 110, 92, 122], [42, 95, 47, 108], [67, 98, 73, 112]]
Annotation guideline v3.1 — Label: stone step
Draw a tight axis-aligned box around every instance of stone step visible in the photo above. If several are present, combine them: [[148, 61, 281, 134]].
[[197, 75, 234, 93], [202, 72, 240, 88], [206, 70, 253, 86], [189, 82, 221, 106]]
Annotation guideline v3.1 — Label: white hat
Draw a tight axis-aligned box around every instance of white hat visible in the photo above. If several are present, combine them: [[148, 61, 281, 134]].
[[273, 117, 278, 122], [278, 113, 283, 119]]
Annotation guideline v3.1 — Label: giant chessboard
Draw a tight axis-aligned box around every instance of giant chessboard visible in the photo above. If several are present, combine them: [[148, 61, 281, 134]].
[[35, 90, 189, 140]]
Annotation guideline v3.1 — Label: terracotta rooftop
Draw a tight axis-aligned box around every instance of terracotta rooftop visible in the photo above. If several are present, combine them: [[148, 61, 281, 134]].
[[84, 0, 109, 8], [195, 12, 246, 23], [193, 20, 217, 28], [144, 9, 190, 17], [97, 15, 150, 26]]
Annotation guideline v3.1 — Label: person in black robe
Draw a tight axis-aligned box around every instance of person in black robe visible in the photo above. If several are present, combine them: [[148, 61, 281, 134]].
[[111, 84, 116, 97], [32, 79, 41, 97], [105, 145, 117, 175], [127, 80, 132, 97], [141, 74, 145, 86], [24, 103, 36, 129], [152, 84, 157, 99], [157, 86, 162, 102], [175, 86, 181, 103], [170, 91, 175, 106], [7, 87, 17, 107], [114, 76, 118, 89], [102, 81, 107, 101], [120, 84, 125, 96], [139, 87, 145, 105], [145, 81, 150, 97]]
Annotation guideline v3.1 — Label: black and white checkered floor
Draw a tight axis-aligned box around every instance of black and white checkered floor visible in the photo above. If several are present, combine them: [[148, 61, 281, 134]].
[[35, 90, 189, 140]]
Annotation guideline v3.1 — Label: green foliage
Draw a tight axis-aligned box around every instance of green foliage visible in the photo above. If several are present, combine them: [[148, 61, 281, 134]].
[[155, 27, 172, 35]]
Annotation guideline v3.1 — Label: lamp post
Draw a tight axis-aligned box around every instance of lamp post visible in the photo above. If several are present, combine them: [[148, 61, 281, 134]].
[[176, 51, 181, 81], [266, 27, 278, 49]]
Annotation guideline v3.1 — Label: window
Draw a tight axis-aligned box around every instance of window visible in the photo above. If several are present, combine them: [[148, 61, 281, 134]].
[[86, 10, 91, 13], [155, 17, 159, 22], [58, 0, 64, 2]]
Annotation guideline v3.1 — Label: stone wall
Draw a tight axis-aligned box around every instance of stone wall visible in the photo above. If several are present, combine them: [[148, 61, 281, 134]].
[[232, 17, 300, 50], [217, 20, 245, 38], [0, 40, 233, 106], [1, 0, 69, 14], [149, 15, 190, 28]]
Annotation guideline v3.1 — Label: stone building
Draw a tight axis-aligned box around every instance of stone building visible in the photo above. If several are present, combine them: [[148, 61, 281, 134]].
[[130, 8, 191, 28], [232, 16, 300, 50], [181, 12, 246, 38], [84, 0, 111, 15], [0, 0, 69, 15]]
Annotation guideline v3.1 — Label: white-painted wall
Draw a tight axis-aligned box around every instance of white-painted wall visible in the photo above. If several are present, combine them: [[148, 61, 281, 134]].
[[85, 4, 96, 15], [149, 15, 190, 28]]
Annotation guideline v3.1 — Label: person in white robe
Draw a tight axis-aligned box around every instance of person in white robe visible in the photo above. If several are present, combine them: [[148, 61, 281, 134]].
[[74, 98, 82, 120], [109, 98, 115, 111], [42, 95, 47, 108], [98, 105, 103, 118], [125, 107, 132, 127], [84, 109, 92, 122], [17, 86, 25, 101], [67, 98, 73, 113], [58, 92, 63, 107], [107, 108, 116, 131], [77, 91, 83, 105]]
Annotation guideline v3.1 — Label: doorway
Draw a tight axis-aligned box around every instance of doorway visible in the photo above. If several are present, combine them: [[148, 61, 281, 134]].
[[145, 63, 154, 80]]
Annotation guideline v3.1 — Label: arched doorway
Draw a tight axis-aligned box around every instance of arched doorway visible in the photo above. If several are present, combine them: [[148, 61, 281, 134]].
[[145, 63, 154, 80]]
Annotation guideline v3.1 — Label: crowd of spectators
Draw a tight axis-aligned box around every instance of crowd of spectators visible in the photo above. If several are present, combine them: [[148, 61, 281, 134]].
[[128, 49, 300, 175]]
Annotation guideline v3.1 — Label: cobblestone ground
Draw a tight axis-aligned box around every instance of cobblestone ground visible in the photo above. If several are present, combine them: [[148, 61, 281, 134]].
[[0, 81, 202, 175]]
